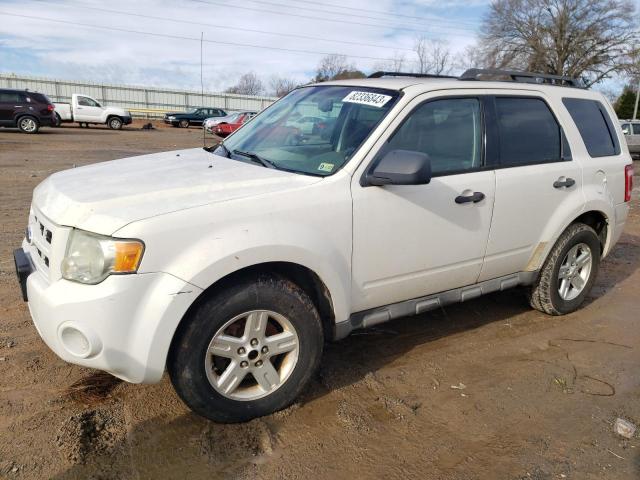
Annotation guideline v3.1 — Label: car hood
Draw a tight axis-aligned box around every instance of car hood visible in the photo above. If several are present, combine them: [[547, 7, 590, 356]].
[[33, 148, 322, 235]]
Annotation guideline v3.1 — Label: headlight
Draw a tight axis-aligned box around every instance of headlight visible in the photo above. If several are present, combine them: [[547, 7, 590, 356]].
[[61, 230, 144, 284], [168, 116, 176, 120]]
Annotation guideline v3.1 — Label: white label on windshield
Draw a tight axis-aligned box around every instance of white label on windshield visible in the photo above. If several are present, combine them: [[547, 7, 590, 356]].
[[342, 91, 392, 108]]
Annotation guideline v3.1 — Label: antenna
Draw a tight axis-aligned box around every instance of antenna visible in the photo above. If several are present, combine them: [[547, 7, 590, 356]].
[[201, 31, 205, 148]]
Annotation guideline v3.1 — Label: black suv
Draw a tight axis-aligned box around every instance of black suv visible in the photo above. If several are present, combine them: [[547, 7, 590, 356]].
[[0, 89, 56, 134], [163, 107, 227, 128]]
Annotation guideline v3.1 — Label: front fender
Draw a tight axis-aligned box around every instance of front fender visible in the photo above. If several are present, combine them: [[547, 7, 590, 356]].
[[114, 183, 353, 324]]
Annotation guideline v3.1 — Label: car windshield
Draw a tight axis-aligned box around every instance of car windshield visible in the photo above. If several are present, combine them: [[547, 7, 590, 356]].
[[214, 85, 400, 176]]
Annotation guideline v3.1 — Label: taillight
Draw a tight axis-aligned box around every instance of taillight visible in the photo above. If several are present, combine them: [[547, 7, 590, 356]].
[[47, 104, 55, 112], [625, 164, 634, 202]]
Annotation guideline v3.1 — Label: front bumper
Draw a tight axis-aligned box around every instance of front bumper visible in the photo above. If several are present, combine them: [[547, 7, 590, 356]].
[[16, 247, 202, 383]]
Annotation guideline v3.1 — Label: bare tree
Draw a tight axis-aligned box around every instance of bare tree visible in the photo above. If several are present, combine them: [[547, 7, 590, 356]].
[[373, 51, 407, 72], [414, 37, 453, 75], [269, 76, 299, 97], [315, 54, 364, 81], [479, 0, 639, 86], [225, 72, 264, 96]]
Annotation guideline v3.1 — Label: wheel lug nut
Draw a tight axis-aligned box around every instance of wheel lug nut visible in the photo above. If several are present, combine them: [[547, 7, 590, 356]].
[[250, 338, 259, 347], [255, 360, 263, 367], [240, 361, 248, 368], [261, 346, 268, 354], [237, 347, 246, 355]]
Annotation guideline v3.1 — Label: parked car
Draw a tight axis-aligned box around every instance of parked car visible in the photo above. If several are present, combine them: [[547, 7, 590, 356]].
[[203, 111, 257, 134], [14, 69, 633, 423], [0, 88, 56, 133], [54, 94, 132, 130], [164, 107, 226, 128], [620, 120, 640, 157], [213, 112, 256, 137]]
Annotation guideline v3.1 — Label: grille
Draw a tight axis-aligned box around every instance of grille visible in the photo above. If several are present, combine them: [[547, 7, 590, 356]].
[[25, 206, 71, 282]]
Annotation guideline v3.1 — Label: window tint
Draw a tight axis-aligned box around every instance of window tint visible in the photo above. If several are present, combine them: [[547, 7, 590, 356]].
[[495, 97, 561, 166], [386, 98, 482, 175], [562, 98, 619, 157], [633, 124, 640, 135], [77, 96, 100, 107], [0, 92, 21, 103]]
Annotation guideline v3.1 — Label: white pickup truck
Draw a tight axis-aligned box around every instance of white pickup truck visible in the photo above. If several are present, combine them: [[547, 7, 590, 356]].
[[54, 94, 132, 129]]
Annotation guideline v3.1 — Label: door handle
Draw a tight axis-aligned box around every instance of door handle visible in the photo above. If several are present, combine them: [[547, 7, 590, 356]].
[[455, 191, 485, 204], [553, 177, 576, 189]]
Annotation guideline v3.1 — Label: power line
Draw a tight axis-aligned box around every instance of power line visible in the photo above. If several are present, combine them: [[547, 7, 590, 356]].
[[187, 0, 477, 38], [269, 0, 481, 29], [0, 11, 403, 61], [211, 0, 481, 32], [30, 0, 417, 53]]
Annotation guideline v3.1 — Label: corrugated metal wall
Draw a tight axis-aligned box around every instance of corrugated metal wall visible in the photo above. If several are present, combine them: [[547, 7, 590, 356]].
[[0, 73, 277, 118]]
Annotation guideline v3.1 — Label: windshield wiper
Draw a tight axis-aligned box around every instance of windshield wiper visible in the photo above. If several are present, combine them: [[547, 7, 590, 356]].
[[233, 149, 277, 169]]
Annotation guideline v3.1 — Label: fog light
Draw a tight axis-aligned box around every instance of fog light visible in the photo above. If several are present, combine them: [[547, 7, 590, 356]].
[[58, 324, 101, 358]]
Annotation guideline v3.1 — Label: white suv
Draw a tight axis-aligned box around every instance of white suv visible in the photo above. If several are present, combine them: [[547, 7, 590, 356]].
[[14, 69, 634, 422]]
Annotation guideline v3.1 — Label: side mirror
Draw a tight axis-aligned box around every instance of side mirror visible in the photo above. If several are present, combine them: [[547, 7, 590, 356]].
[[365, 150, 432, 186]]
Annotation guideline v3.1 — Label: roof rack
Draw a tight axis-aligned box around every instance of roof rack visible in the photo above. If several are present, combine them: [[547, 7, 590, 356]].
[[459, 68, 584, 88], [368, 71, 457, 80]]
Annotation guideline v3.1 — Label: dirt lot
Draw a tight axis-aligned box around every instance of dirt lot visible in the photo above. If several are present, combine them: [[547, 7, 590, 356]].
[[0, 120, 639, 480]]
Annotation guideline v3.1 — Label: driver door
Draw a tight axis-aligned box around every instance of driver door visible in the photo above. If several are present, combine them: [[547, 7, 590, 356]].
[[351, 94, 496, 312], [74, 95, 104, 122]]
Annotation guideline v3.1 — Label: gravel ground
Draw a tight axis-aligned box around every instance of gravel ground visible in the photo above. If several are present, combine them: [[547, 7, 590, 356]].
[[0, 120, 639, 479]]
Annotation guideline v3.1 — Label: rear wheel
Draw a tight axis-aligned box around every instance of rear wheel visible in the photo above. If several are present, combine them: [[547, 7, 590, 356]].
[[53, 113, 62, 127], [168, 274, 323, 423], [108, 117, 123, 130], [17, 116, 39, 134], [528, 223, 601, 315], [179, 119, 189, 128]]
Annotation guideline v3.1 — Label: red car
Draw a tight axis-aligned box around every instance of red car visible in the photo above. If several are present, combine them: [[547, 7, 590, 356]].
[[214, 112, 255, 137]]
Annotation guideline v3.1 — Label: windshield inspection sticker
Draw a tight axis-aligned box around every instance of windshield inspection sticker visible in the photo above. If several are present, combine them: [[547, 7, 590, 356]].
[[342, 91, 392, 108], [318, 163, 335, 173]]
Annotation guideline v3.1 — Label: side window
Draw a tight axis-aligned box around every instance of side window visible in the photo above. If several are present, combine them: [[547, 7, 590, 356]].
[[622, 123, 631, 135], [633, 124, 640, 135], [0, 92, 21, 103], [77, 96, 99, 107], [562, 98, 620, 157], [495, 97, 562, 166], [387, 98, 482, 175]]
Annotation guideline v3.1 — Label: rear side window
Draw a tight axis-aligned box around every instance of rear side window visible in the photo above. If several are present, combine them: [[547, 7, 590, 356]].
[[633, 124, 640, 135], [562, 98, 620, 157], [495, 97, 562, 166]]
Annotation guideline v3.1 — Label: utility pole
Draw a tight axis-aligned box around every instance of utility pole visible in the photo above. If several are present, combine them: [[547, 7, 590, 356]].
[[634, 77, 640, 120]]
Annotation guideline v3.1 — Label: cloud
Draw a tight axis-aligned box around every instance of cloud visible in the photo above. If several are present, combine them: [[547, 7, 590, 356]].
[[0, 0, 481, 91]]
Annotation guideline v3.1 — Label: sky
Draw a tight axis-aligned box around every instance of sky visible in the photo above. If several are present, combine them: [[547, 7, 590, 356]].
[[0, 0, 490, 93]]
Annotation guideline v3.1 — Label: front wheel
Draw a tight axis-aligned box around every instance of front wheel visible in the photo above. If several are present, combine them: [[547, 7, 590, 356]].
[[108, 117, 123, 130], [168, 275, 324, 423], [528, 223, 601, 315], [179, 119, 189, 128]]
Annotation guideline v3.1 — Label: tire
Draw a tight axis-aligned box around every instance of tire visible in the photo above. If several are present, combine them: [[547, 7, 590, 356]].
[[168, 274, 324, 423], [17, 116, 39, 134], [179, 119, 189, 128], [53, 113, 62, 127], [108, 116, 123, 130], [527, 223, 601, 315]]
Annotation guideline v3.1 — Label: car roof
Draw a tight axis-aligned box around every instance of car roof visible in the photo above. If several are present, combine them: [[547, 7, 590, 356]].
[[313, 76, 602, 99]]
